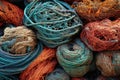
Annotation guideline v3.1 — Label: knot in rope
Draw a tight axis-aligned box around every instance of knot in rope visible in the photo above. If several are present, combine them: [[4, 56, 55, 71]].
[[24, 0, 82, 48], [56, 39, 93, 77]]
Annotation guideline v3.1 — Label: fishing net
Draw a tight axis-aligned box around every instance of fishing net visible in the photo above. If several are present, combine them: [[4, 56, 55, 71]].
[[96, 51, 120, 77], [24, 0, 82, 48], [45, 68, 70, 80], [0, 0, 23, 26], [72, 0, 120, 22], [80, 19, 120, 51], [56, 39, 93, 77]]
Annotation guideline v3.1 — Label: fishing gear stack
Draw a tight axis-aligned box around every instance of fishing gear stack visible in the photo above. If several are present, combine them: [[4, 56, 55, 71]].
[[0, 0, 120, 79]]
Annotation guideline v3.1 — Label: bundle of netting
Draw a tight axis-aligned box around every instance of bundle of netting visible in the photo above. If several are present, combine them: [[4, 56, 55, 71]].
[[45, 68, 70, 80], [64, 0, 81, 4], [20, 48, 57, 80], [72, 0, 120, 22], [56, 39, 93, 77], [0, 73, 19, 80], [0, 26, 43, 75], [24, 0, 82, 48], [80, 19, 120, 51], [71, 77, 87, 80], [96, 51, 120, 77], [0, 0, 23, 26]]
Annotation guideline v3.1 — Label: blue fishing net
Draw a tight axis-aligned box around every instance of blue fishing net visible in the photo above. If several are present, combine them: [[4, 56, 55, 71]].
[[56, 39, 93, 77], [24, 0, 82, 48]]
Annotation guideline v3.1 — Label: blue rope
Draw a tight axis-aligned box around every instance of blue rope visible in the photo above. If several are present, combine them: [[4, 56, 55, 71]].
[[24, 0, 82, 48], [45, 68, 70, 80], [56, 39, 93, 77], [0, 42, 43, 75]]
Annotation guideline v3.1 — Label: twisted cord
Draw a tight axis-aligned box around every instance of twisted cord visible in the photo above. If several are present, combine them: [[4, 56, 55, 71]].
[[24, 0, 82, 48]]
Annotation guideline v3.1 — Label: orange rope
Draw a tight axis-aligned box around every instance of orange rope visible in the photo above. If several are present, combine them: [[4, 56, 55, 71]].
[[20, 48, 57, 80], [0, 0, 23, 26]]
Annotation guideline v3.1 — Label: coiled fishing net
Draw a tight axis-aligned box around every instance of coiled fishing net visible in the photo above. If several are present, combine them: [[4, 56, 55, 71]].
[[20, 48, 57, 80], [56, 39, 93, 77], [0, 26, 43, 75], [24, 0, 82, 48], [45, 68, 70, 80], [80, 19, 120, 51], [72, 0, 120, 22], [96, 51, 120, 77], [0, 0, 23, 26], [0, 26, 37, 54]]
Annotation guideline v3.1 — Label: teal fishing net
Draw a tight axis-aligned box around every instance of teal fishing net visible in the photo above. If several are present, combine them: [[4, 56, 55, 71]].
[[24, 0, 82, 48], [56, 39, 93, 77]]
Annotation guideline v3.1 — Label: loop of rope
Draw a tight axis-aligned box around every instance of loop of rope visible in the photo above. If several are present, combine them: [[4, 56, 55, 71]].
[[56, 39, 93, 77], [24, 0, 82, 48]]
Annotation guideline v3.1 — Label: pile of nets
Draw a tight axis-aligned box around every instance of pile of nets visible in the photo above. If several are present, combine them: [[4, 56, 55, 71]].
[[72, 0, 120, 22], [0, 0, 23, 26], [45, 68, 70, 80], [96, 51, 120, 77], [24, 0, 82, 48], [0, 26, 43, 76], [20, 48, 57, 80], [56, 39, 93, 77], [80, 19, 120, 51]]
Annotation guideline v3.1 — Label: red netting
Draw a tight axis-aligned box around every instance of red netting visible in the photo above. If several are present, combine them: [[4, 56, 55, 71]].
[[0, 0, 23, 26], [72, 0, 120, 22], [80, 19, 120, 51]]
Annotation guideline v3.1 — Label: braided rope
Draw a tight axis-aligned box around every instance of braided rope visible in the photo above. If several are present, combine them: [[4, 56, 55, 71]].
[[56, 39, 93, 77], [24, 0, 82, 48]]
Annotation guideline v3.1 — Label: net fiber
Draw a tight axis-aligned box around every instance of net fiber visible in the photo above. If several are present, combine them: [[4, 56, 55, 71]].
[[56, 39, 93, 77], [0, 26, 43, 75], [24, 0, 82, 48], [20, 48, 57, 80], [0, 0, 23, 26], [80, 19, 120, 51], [72, 0, 120, 22], [96, 51, 120, 77], [45, 68, 70, 80], [0, 26, 37, 54]]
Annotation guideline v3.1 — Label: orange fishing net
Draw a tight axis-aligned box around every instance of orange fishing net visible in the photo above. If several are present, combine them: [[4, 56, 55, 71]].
[[80, 19, 120, 51], [96, 51, 120, 77], [0, 0, 23, 26], [20, 48, 57, 80], [72, 0, 120, 22]]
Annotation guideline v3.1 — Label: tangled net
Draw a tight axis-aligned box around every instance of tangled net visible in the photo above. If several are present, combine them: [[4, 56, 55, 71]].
[[64, 0, 81, 4], [0, 41, 43, 75], [20, 48, 57, 80], [80, 19, 120, 51], [96, 51, 120, 77], [0, 26, 37, 54], [24, 0, 82, 48], [45, 68, 70, 80], [0, 0, 23, 26], [72, 0, 120, 22], [56, 39, 93, 77]]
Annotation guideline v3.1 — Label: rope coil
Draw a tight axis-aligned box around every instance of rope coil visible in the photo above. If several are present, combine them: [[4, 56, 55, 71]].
[[24, 0, 82, 48], [56, 39, 93, 77], [80, 19, 120, 51]]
